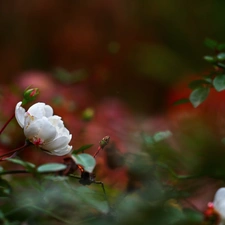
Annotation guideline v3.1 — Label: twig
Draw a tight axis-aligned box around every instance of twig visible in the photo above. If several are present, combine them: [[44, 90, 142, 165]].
[[0, 141, 30, 161], [156, 162, 201, 180], [0, 113, 15, 135], [0, 170, 29, 176]]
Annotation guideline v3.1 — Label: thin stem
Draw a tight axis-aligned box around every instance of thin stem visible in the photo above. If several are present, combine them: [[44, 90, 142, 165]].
[[69, 174, 81, 180], [93, 146, 102, 158], [0, 113, 15, 135], [30, 205, 73, 224], [32, 205, 98, 225], [4, 203, 31, 217], [5, 203, 74, 225], [156, 162, 200, 180], [0, 141, 30, 161], [94, 180, 111, 210], [0, 170, 29, 176], [69, 174, 111, 211]]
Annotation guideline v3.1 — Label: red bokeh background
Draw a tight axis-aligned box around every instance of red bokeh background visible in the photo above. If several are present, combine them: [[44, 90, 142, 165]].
[[1, 1, 225, 205]]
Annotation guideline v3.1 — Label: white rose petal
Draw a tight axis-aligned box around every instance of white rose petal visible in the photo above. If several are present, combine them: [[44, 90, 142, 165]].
[[43, 135, 71, 151], [37, 118, 57, 142], [213, 187, 225, 224], [51, 145, 73, 156], [24, 118, 44, 138], [15, 101, 26, 128], [15, 101, 73, 156], [27, 102, 53, 118]]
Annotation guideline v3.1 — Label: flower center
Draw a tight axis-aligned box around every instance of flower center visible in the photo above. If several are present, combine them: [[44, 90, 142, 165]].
[[32, 137, 44, 146]]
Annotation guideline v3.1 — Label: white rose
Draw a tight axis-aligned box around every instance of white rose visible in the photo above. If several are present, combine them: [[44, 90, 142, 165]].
[[213, 187, 225, 225], [15, 101, 72, 156]]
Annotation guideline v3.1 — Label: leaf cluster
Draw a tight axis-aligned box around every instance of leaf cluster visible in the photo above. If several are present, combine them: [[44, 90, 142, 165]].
[[175, 38, 225, 107]]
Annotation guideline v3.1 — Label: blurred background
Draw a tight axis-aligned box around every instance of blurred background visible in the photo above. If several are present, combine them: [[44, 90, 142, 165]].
[[0, 0, 225, 175], [1, 1, 225, 223], [1, 0, 225, 111], [1, 0, 225, 187]]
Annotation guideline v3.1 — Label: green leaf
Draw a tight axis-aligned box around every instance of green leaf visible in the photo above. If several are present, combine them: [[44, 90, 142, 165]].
[[44, 175, 68, 182], [217, 52, 225, 61], [153, 130, 172, 142], [72, 144, 93, 154], [0, 178, 12, 197], [54, 68, 88, 84], [6, 158, 35, 172], [204, 38, 218, 49], [217, 62, 225, 69], [0, 210, 4, 220], [189, 87, 210, 108], [218, 43, 225, 51], [203, 55, 216, 63], [203, 76, 213, 84], [188, 79, 211, 90], [213, 74, 225, 91], [77, 186, 110, 213], [141, 133, 154, 145], [72, 153, 96, 173], [173, 98, 190, 105], [37, 163, 67, 173]]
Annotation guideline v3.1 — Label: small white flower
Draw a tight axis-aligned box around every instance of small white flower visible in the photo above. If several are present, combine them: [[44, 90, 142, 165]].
[[15, 101, 72, 156], [213, 187, 225, 225]]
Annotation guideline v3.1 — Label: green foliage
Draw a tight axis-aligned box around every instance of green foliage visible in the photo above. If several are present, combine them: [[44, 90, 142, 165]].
[[203, 55, 216, 63], [175, 38, 225, 107], [153, 130, 172, 142], [1, 124, 211, 225], [73, 144, 93, 154], [213, 74, 225, 91], [72, 153, 96, 173], [173, 98, 190, 105], [143, 130, 172, 143], [188, 79, 212, 90], [204, 38, 218, 50], [54, 68, 88, 84], [0, 126, 216, 225], [6, 158, 35, 172], [0, 179, 11, 197], [217, 52, 225, 61], [37, 163, 67, 173], [189, 87, 210, 108]]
